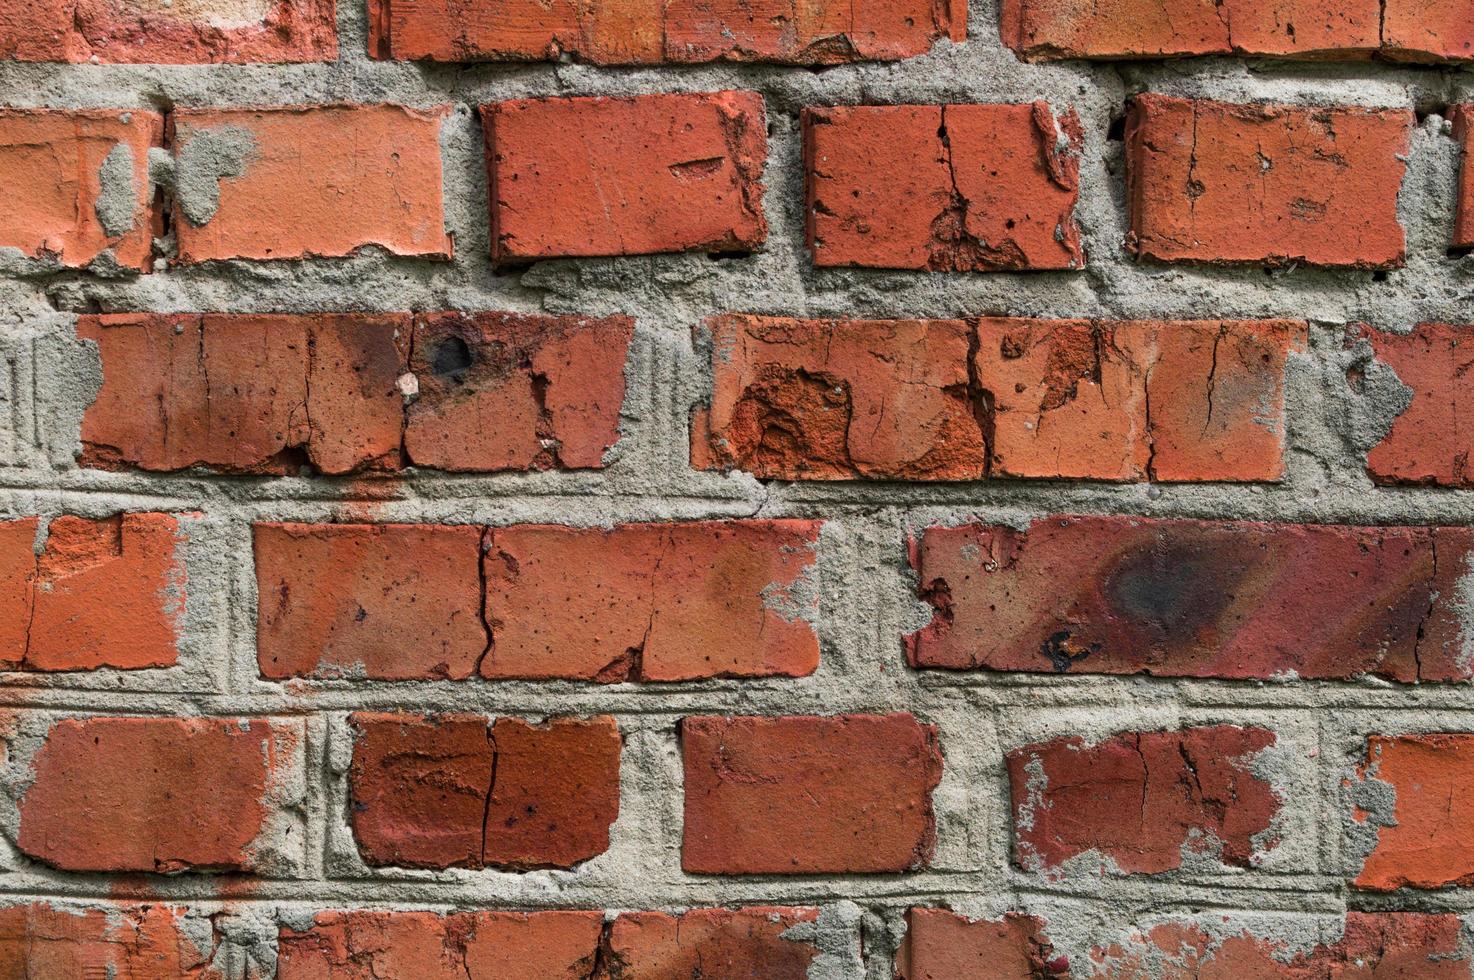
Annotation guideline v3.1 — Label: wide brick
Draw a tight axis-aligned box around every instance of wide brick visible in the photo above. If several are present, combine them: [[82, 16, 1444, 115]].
[[1127, 95, 1411, 269], [15, 716, 295, 872], [80, 313, 409, 476], [482, 520, 820, 682], [483, 92, 766, 262], [405, 312, 633, 472], [0, 903, 216, 978], [1359, 323, 1474, 486], [170, 105, 452, 262], [0, 108, 161, 270], [1351, 734, 1474, 890], [804, 103, 1084, 271], [1007, 726, 1281, 875], [694, 316, 1304, 482], [254, 523, 486, 681], [371, 0, 963, 64], [907, 517, 1474, 682], [0, 513, 185, 672], [0, 0, 335, 63], [898, 909, 1067, 980], [348, 713, 620, 870], [681, 714, 942, 874], [608, 908, 819, 978], [277, 910, 604, 980], [1383, 1, 1474, 62]]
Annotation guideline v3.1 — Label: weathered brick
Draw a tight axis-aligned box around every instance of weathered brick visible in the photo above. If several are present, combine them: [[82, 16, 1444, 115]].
[[681, 714, 942, 874], [80, 313, 410, 476], [608, 908, 819, 978], [1127, 95, 1411, 269], [0, 0, 335, 63], [254, 523, 486, 681], [694, 316, 1304, 482], [1383, 1, 1474, 62], [278, 909, 604, 979], [0, 108, 161, 270], [170, 105, 452, 262], [405, 312, 633, 472], [907, 517, 1474, 682], [348, 713, 620, 870], [1359, 323, 1474, 486], [483, 92, 766, 262], [371, 0, 963, 64], [1007, 726, 1281, 875], [15, 716, 296, 872], [1351, 734, 1474, 890], [482, 520, 820, 682], [1455, 107, 1474, 250], [0, 903, 216, 978], [897, 909, 1067, 980], [804, 103, 1084, 271]]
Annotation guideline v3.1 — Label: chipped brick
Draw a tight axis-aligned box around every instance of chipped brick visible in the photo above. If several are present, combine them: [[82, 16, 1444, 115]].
[[0, 903, 216, 978], [607, 908, 819, 977], [1361, 323, 1474, 486], [898, 909, 1068, 980], [1352, 734, 1474, 890]]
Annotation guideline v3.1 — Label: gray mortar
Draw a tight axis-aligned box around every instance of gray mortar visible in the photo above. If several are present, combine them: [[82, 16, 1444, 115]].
[[4, 0, 1474, 976], [93, 143, 137, 239]]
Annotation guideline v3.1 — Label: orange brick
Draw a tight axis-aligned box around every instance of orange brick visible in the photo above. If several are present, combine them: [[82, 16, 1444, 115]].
[[1352, 734, 1474, 890], [0, 904, 217, 978]]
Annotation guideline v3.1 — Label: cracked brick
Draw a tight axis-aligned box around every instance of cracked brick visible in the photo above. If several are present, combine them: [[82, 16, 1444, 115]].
[[0, 903, 217, 978], [1361, 323, 1474, 487]]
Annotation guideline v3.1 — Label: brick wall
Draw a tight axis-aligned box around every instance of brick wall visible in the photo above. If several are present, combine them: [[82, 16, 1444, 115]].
[[1, 0, 1474, 977]]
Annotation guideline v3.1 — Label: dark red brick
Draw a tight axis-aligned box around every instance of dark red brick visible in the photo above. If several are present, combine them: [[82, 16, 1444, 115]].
[[898, 908, 1068, 980]]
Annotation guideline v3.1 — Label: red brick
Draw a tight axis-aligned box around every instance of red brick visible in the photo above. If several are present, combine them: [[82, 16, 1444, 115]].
[[15, 716, 294, 872], [348, 713, 620, 870], [1360, 323, 1474, 486], [907, 517, 1474, 682], [254, 523, 485, 681], [695, 316, 1304, 482], [681, 713, 942, 874], [804, 103, 1083, 271], [0, 518, 35, 663], [371, 0, 963, 63], [1454, 107, 1474, 250], [1088, 913, 1470, 978], [607, 908, 819, 978], [0, 0, 335, 63], [1351, 734, 1474, 890], [482, 520, 820, 682], [0, 903, 216, 978], [278, 910, 603, 980], [170, 105, 452, 263], [1008, 726, 1281, 875], [483, 92, 766, 262], [0, 108, 161, 270], [1127, 95, 1411, 269], [1383, 1, 1474, 62], [405, 312, 633, 472], [79, 313, 410, 476], [1001, 0, 1381, 60], [897, 909, 1068, 980]]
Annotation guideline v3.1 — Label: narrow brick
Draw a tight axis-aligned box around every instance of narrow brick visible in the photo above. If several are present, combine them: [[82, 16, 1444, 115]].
[[348, 713, 621, 870], [608, 908, 819, 977], [0, 904, 216, 978], [898, 909, 1067, 980], [907, 517, 1474, 682], [1454, 107, 1474, 250], [681, 714, 942, 874], [482, 520, 820, 682], [1360, 323, 1474, 486], [1127, 95, 1411, 269], [15, 716, 296, 872], [1351, 734, 1474, 890], [1007, 726, 1281, 875], [0, 0, 335, 63], [483, 92, 766, 262], [170, 105, 452, 262], [254, 523, 486, 681], [804, 103, 1084, 271], [0, 108, 161, 270], [371, 0, 963, 64]]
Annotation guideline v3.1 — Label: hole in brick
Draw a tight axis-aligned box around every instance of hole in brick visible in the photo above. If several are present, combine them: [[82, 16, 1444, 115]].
[[432, 336, 474, 381]]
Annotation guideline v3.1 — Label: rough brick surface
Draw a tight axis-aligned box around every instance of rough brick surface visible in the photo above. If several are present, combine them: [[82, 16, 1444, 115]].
[[1458, 107, 1474, 249], [483, 520, 821, 682], [254, 523, 486, 680], [607, 908, 819, 978], [695, 316, 1305, 482], [0, 0, 336, 63], [681, 714, 942, 874], [804, 102, 1084, 271], [0, 108, 161, 270], [898, 908, 1068, 980], [1007, 726, 1281, 875], [1127, 95, 1411, 269], [908, 517, 1474, 682], [1351, 734, 1474, 891], [348, 713, 621, 870], [1361, 323, 1474, 486], [15, 716, 293, 872], [0, 903, 216, 978], [170, 104, 452, 262], [483, 92, 766, 261], [1382, 1, 1474, 62], [371, 0, 963, 64]]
